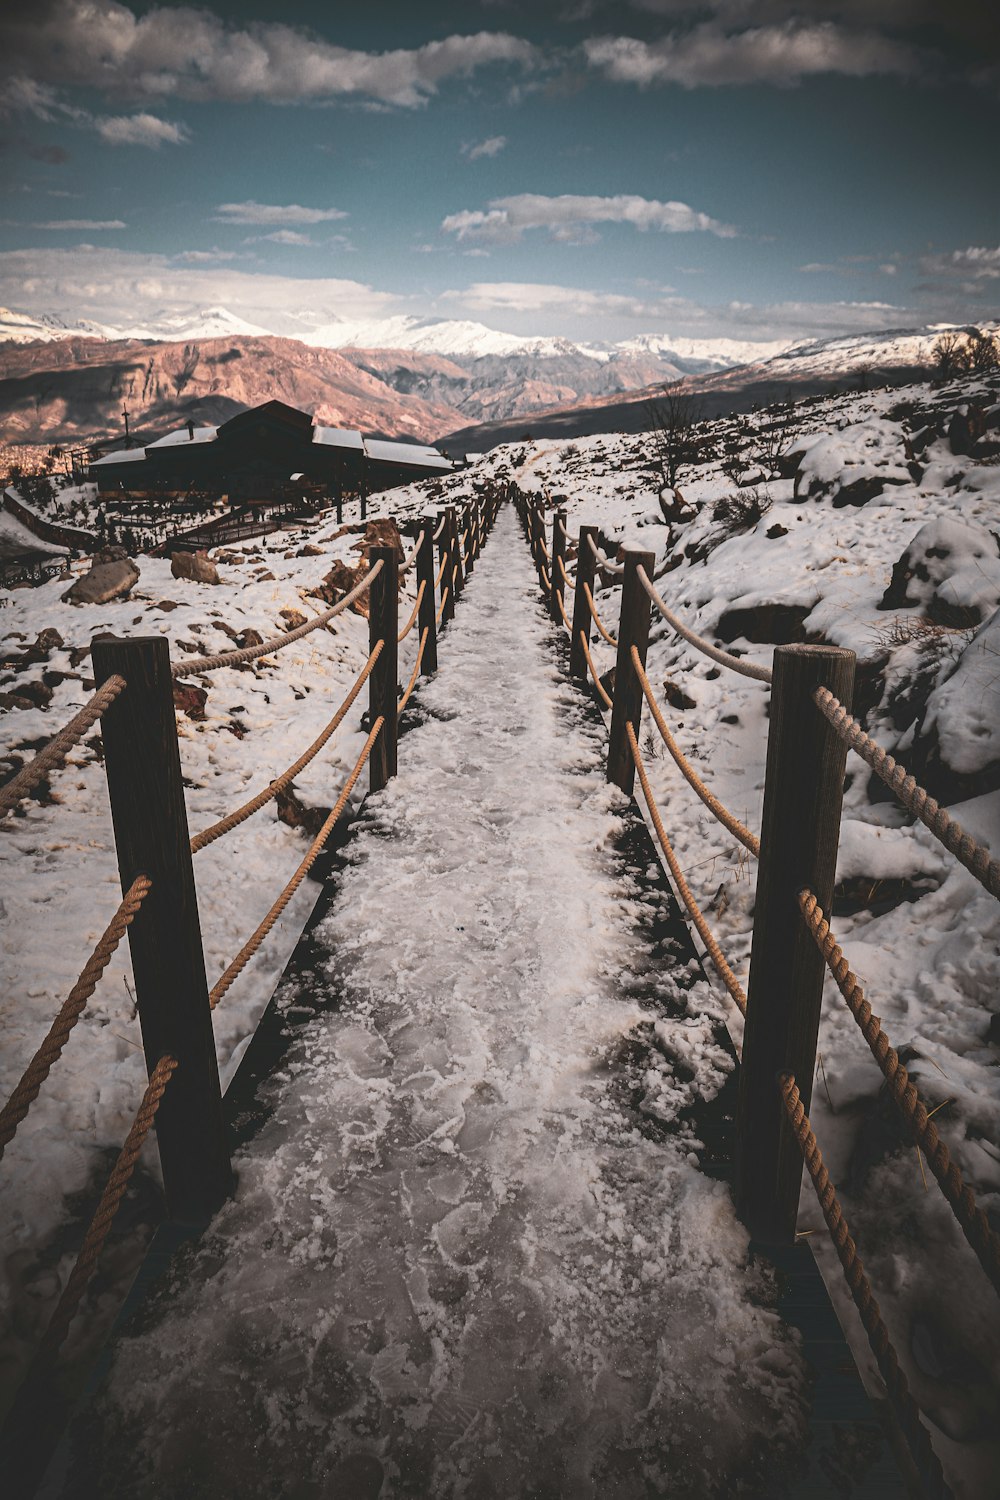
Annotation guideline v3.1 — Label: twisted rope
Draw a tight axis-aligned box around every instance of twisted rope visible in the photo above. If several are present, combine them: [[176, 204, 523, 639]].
[[209, 718, 383, 1009], [33, 1054, 178, 1365], [398, 628, 429, 717], [557, 554, 575, 590], [400, 531, 423, 574], [799, 890, 1000, 1297], [432, 516, 447, 542], [173, 561, 382, 677], [631, 647, 760, 856], [0, 876, 152, 1159], [583, 582, 618, 646], [635, 565, 773, 683], [586, 531, 624, 576], [780, 1074, 951, 1500], [397, 579, 427, 643], [813, 689, 1000, 900], [435, 552, 448, 588], [436, 586, 450, 625], [628, 724, 747, 1014], [540, 562, 552, 591], [0, 674, 127, 818], [190, 643, 383, 854], [580, 631, 613, 710], [556, 515, 568, 539], [556, 588, 572, 634]]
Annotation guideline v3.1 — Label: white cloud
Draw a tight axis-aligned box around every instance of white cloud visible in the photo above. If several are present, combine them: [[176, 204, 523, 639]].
[[463, 135, 507, 160], [441, 192, 736, 243], [247, 230, 316, 247], [0, 4, 539, 108], [583, 22, 919, 89], [32, 218, 127, 230], [879, 262, 898, 275], [215, 202, 349, 226], [174, 248, 239, 264], [441, 280, 687, 318], [94, 112, 190, 148]]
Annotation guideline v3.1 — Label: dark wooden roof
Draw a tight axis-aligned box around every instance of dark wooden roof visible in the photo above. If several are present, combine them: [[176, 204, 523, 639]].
[[216, 400, 313, 441]]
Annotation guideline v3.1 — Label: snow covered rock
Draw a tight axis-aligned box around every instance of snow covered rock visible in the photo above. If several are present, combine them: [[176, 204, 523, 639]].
[[61, 546, 139, 605], [879, 518, 1000, 627], [170, 549, 221, 586], [793, 417, 910, 508], [915, 610, 1000, 793]]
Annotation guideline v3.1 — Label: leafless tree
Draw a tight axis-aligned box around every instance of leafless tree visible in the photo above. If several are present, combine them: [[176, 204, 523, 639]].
[[647, 387, 704, 490]]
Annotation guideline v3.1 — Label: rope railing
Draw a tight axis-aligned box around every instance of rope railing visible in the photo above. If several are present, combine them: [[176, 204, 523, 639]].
[[435, 552, 448, 588], [432, 516, 447, 542], [580, 630, 613, 710], [636, 565, 773, 684], [397, 579, 426, 643], [173, 561, 383, 677], [798, 890, 1000, 1298], [557, 554, 574, 590], [631, 647, 760, 857], [0, 674, 127, 819], [32, 1053, 179, 1367], [190, 643, 384, 855], [0, 875, 152, 1159], [555, 588, 572, 633], [539, 562, 552, 592], [437, 586, 450, 625], [398, 628, 429, 717], [628, 723, 748, 1014], [583, 581, 619, 647], [400, 531, 423, 574], [813, 689, 1000, 900], [586, 530, 624, 576], [780, 1074, 952, 1500], [209, 717, 384, 1010]]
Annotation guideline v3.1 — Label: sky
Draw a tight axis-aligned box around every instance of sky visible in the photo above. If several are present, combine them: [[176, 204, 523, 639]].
[[0, 0, 998, 346]]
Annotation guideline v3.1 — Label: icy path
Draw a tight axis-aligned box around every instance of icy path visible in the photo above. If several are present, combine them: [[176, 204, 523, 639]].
[[72, 508, 807, 1499]]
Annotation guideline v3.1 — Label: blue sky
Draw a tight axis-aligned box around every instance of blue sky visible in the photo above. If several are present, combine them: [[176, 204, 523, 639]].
[[0, 1, 997, 343]]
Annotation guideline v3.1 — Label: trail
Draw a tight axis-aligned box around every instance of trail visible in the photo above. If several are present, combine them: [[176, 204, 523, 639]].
[[65, 507, 808, 1499]]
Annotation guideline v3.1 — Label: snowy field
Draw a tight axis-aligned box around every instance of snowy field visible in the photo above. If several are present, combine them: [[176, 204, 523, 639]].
[[2, 367, 999, 1496]]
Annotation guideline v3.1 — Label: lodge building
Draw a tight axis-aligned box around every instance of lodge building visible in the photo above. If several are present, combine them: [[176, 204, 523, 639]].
[[89, 399, 461, 499]]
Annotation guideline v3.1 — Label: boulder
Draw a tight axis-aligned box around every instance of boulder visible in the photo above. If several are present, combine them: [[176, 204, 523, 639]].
[[297, 543, 324, 557], [879, 517, 1000, 626], [310, 559, 369, 616], [716, 602, 813, 645], [349, 518, 405, 573], [279, 608, 309, 631], [170, 550, 220, 585], [62, 547, 139, 606], [172, 680, 208, 720], [948, 403, 987, 457]]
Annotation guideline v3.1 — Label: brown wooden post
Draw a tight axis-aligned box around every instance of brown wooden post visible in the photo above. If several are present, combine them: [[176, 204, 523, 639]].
[[451, 505, 465, 599], [91, 636, 232, 1222], [440, 509, 455, 626], [606, 548, 655, 792], [570, 524, 599, 680], [550, 508, 566, 624], [368, 544, 399, 792], [735, 644, 856, 1244], [462, 503, 473, 575], [416, 517, 438, 677]]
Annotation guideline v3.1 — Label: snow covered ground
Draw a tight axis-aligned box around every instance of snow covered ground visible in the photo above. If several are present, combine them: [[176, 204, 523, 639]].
[[56, 508, 809, 1499]]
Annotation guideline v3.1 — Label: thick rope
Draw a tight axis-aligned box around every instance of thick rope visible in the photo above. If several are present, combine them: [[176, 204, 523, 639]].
[[33, 1054, 178, 1365], [539, 562, 552, 592], [398, 628, 429, 717], [0, 675, 127, 819], [209, 718, 383, 1009], [557, 554, 575, 590], [555, 588, 572, 634], [556, 515, 568, 539], [799, 890, 1000, 1297], [400, 531, 423, 574], [580, 631, 613, 710], [190, 644, 383, 854], [583, 582, 619, 646], [537, 535, 551, 561], [435, 552, 448, 588], [174, 561, 382, 677], [635, 565, 773, 683], [780, 1074, 952, 1500], [813, 689, 1000, 900], [0, 876, 152, 1159], [432, 516, 447, 542], [631, 647, 760, 856], [586, 530, 624, 576], [628, 724, 748, 1014], [397, 579, 427, 643], [436, 586, 450, 625]]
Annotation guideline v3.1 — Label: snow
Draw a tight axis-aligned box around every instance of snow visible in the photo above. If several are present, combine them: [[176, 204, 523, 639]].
[[89, 446, 149, 467], [313, 425, 364, 450], [363, 439, 452, 469], [146, 426, 219, 448], [68, 508, 808, 1497], [0, 508, 68, 558]]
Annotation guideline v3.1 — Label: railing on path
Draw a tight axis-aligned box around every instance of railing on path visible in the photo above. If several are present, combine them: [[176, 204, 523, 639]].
[[0, 484, 504, 1437], [516, 487, 998, 1500]]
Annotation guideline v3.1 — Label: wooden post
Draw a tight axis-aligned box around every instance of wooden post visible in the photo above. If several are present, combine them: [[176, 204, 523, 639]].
[[451, 506, 465, 599], [462, 503, 473, 576], [91, 636, 232, 1222], [606, 548, 655, 793], [368, 544, 399, 792], [570, 524, 599, 680], [736, 644, 856, 1244], [550, 509, 567, 624], [416, 517, 438, 677], [439, 510, 455, 626], [335, 490, 343, 526]]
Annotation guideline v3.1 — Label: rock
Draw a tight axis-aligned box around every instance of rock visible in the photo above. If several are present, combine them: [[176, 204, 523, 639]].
[[170, 550, 220, 586], [297, 543, 324, 557], [879, 517, 1000, 626], [275, 782, 334, 839], [663, 677, 697, 711], [172, 680, 207, 720], [34, 628, 64, 655], [765, 523, 788, 539], [153, 599, 181, 612], [238, 628, 264, 649], [349, 517, 405, 573], [279, 607, 309, 631], [948, 403, 987, 456], [310, 559, 369, 616], [716, 602, 813, 645], [0, 691, 35, 711], [255, 570, 275, 582], [18, 680, 54, 708], [62, 547, 139, 606]]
